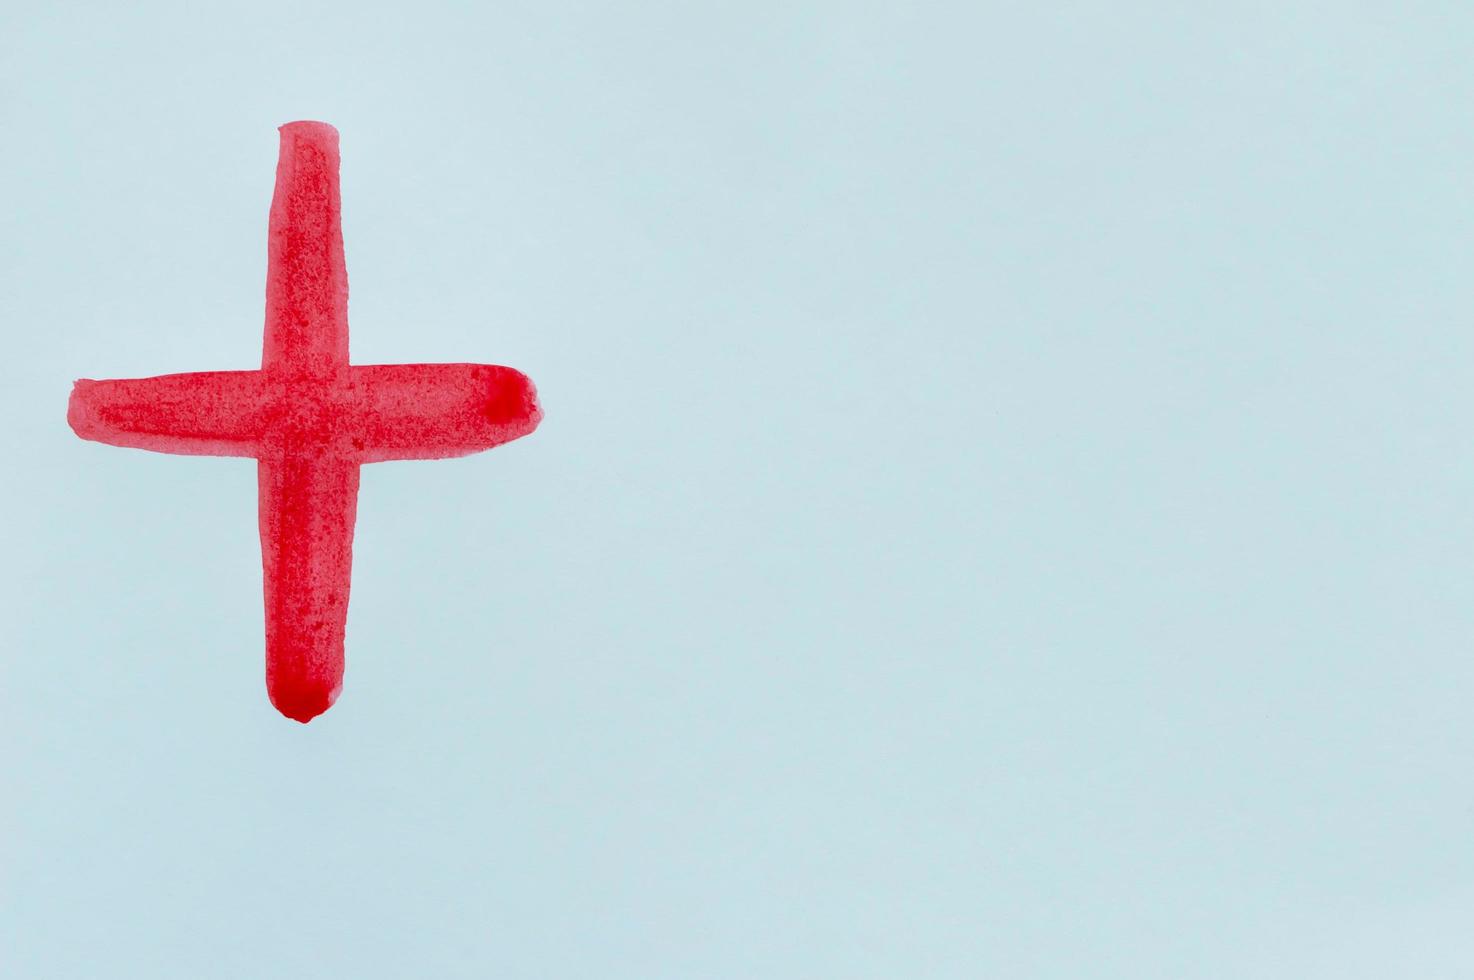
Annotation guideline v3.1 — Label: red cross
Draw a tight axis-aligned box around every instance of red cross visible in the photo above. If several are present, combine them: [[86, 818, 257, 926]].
[[67, 122, 542, 723]]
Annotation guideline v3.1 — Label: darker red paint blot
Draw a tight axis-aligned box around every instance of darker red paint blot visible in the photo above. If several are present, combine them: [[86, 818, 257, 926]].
[[68, 122, 542, 722]]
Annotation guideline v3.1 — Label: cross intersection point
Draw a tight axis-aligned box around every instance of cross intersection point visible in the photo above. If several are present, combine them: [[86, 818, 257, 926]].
[[68, 122, 543, 722]]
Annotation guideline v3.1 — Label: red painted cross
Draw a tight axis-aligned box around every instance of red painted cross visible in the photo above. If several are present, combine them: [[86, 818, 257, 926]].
[[68, 122, 542, 723]]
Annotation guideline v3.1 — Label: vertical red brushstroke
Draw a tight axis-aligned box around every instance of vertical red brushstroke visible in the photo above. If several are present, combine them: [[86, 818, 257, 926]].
[[67, 122, 542, 722]]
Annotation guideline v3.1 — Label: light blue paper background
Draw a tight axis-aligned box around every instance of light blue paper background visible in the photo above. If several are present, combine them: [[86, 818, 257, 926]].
[[5, 2, 1474, 977]]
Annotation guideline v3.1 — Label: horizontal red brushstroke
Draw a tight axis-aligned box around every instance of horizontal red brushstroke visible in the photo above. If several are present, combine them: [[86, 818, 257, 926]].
[[68, 121, 542, 722]]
